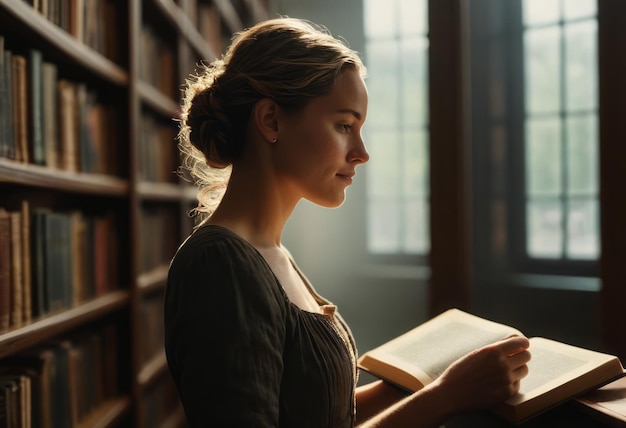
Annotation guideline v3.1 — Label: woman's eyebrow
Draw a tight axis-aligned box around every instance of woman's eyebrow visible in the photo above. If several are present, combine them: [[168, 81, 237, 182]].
[[335, 108, 362, 120]]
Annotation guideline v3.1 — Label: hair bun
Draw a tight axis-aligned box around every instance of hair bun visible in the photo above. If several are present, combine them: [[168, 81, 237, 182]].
[[188, 82, 232, 168]]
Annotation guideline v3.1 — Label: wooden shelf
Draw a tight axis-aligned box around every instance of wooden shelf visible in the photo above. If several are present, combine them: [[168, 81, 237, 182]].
[[138, 350, 168, 390], [138, 79, 180, 117], [0, 1, 267, 426], [0, 0, 128, 86], [160, 404, 186, 428], [214, 0, 244, 33], [137, 264, 169, 295], [76, 395, 132, 428], [151, 0, 217, 60], [0, 291, 131, 359], [137, 181, 189, 201], [0, 158, 129, 196]]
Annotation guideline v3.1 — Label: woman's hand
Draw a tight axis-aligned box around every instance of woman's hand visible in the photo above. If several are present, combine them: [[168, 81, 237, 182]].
[[429, 335, 531, 416]]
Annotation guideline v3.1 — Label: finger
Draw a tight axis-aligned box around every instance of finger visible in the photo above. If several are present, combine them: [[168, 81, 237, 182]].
[[511, 363, 529, 382], [497, 335, 530, 355], [508, 349, 532, 369]]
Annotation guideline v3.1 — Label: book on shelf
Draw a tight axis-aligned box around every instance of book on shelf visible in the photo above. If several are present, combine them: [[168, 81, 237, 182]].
[[357, 308, 626, 424], [28, 49, 44, 166], [0, 327, 120, 428], [11, 54, 28, 164], [0, 208, 10, 332], [41, 61, 58, 169], [9, 211, 23, 329], [198, 3, 223, 57], [0, 36, 14, 160]]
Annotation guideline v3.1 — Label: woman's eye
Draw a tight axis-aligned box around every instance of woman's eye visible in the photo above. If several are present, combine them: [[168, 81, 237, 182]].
[[339, 124, 352, 133]]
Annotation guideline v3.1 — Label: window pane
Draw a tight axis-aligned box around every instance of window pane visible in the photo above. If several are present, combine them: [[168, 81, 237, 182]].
[[403, 130, 428, 196], [404, 199, 429, 253], [527, 199, 563, 258], [525, 27, 561, 114], [401, 37, 428, 127], [526, 118, 562, 196], [367, 130, 400, 196], [365, 41, 399, 128], [567, 115, 597, 195], [567, 198, 599, 259], [399, 0, 427, 36], [364, 0, 397, 38], [523, 0, 560, 26], [563, 0, 596, 20], [565, 20, 597, 111], [368, 199, 400, 252]]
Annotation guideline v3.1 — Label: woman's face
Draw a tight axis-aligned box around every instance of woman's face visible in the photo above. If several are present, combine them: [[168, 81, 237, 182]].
[[273, 69, 370, 208]]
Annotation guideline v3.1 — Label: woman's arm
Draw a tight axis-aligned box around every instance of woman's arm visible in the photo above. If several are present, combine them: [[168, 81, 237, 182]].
[[356, 335, 531, 428], [355, 380, 408, 424]]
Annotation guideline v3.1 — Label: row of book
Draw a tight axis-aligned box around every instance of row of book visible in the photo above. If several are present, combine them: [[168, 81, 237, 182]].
[[0, 202, 119, 333], [140, 26, 177, 100], [23, 0, 121, 63], [0, 38, 120, 174], [196, 2, 224, 57], [138, 206, 180, 274], [139, 293, 165, 365], [0, 324, 120, 427], [137, 113, 179, 183], [141, 373, 180, 428]]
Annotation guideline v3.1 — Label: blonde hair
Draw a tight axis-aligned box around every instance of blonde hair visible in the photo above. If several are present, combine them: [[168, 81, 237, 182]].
[[177, 17, 366, 220]]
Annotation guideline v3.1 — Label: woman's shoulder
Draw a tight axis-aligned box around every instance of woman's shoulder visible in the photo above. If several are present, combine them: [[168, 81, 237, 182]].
[[173, 224, 257, 264], [168, 224, 281, 295]]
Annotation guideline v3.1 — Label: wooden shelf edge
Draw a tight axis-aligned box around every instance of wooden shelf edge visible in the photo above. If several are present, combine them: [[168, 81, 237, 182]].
[[138, 350, 168, 389], [137, 80, 180, 118], [137, 265, 170, 294], [77, 395, 132, 428], [137, 181, 188, 200], [0, 158, 129, 196], [151, 0, 216, 60], [0, 0, 128, 85], [0, 290, 131, 358], [244, 0, 270, 23], [214, 0, 245, 33], [160, 404, 186, 428]]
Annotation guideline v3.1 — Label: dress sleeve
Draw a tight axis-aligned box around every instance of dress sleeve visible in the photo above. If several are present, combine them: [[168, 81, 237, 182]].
[[164, 234, 287, 427]]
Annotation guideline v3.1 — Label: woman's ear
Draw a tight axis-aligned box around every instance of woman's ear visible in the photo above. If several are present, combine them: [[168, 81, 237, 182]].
[[252, 98, 279, 143]]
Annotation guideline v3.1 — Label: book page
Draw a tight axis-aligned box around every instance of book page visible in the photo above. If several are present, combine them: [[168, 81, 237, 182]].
[[505, 337, 624, 405], [362, 309, 520, 385]]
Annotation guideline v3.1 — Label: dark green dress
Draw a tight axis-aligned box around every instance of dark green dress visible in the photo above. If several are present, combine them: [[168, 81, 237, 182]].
[[164, 225, 357, 427]]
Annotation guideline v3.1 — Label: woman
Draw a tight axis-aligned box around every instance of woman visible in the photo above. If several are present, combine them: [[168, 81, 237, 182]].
[[164, 17, 530, 427]]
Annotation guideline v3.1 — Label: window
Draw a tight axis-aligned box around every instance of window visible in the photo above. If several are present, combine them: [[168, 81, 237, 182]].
[[523, 0, 599, 262], [363, 0, 429, 257], [469, 0, 599, 280]]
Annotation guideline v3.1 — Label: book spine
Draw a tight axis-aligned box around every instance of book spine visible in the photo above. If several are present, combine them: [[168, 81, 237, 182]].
[[42, 62, 58, 169], [0, 209, 10, 332], [29, 49, 45, 165], [20, 201, 31, 324], [11, 55, 29, 164], [9, 212, 22, 329]]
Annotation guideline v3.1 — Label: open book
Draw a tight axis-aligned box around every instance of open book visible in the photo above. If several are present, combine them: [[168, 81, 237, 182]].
[[357, 308, 625, 424]]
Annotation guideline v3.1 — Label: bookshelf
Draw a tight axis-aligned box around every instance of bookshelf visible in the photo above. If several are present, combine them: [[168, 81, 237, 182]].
[[0, 0, 268, 426]]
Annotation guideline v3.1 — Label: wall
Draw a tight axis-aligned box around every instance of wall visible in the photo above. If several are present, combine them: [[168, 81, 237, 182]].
[[268, 0, 430, 362]]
